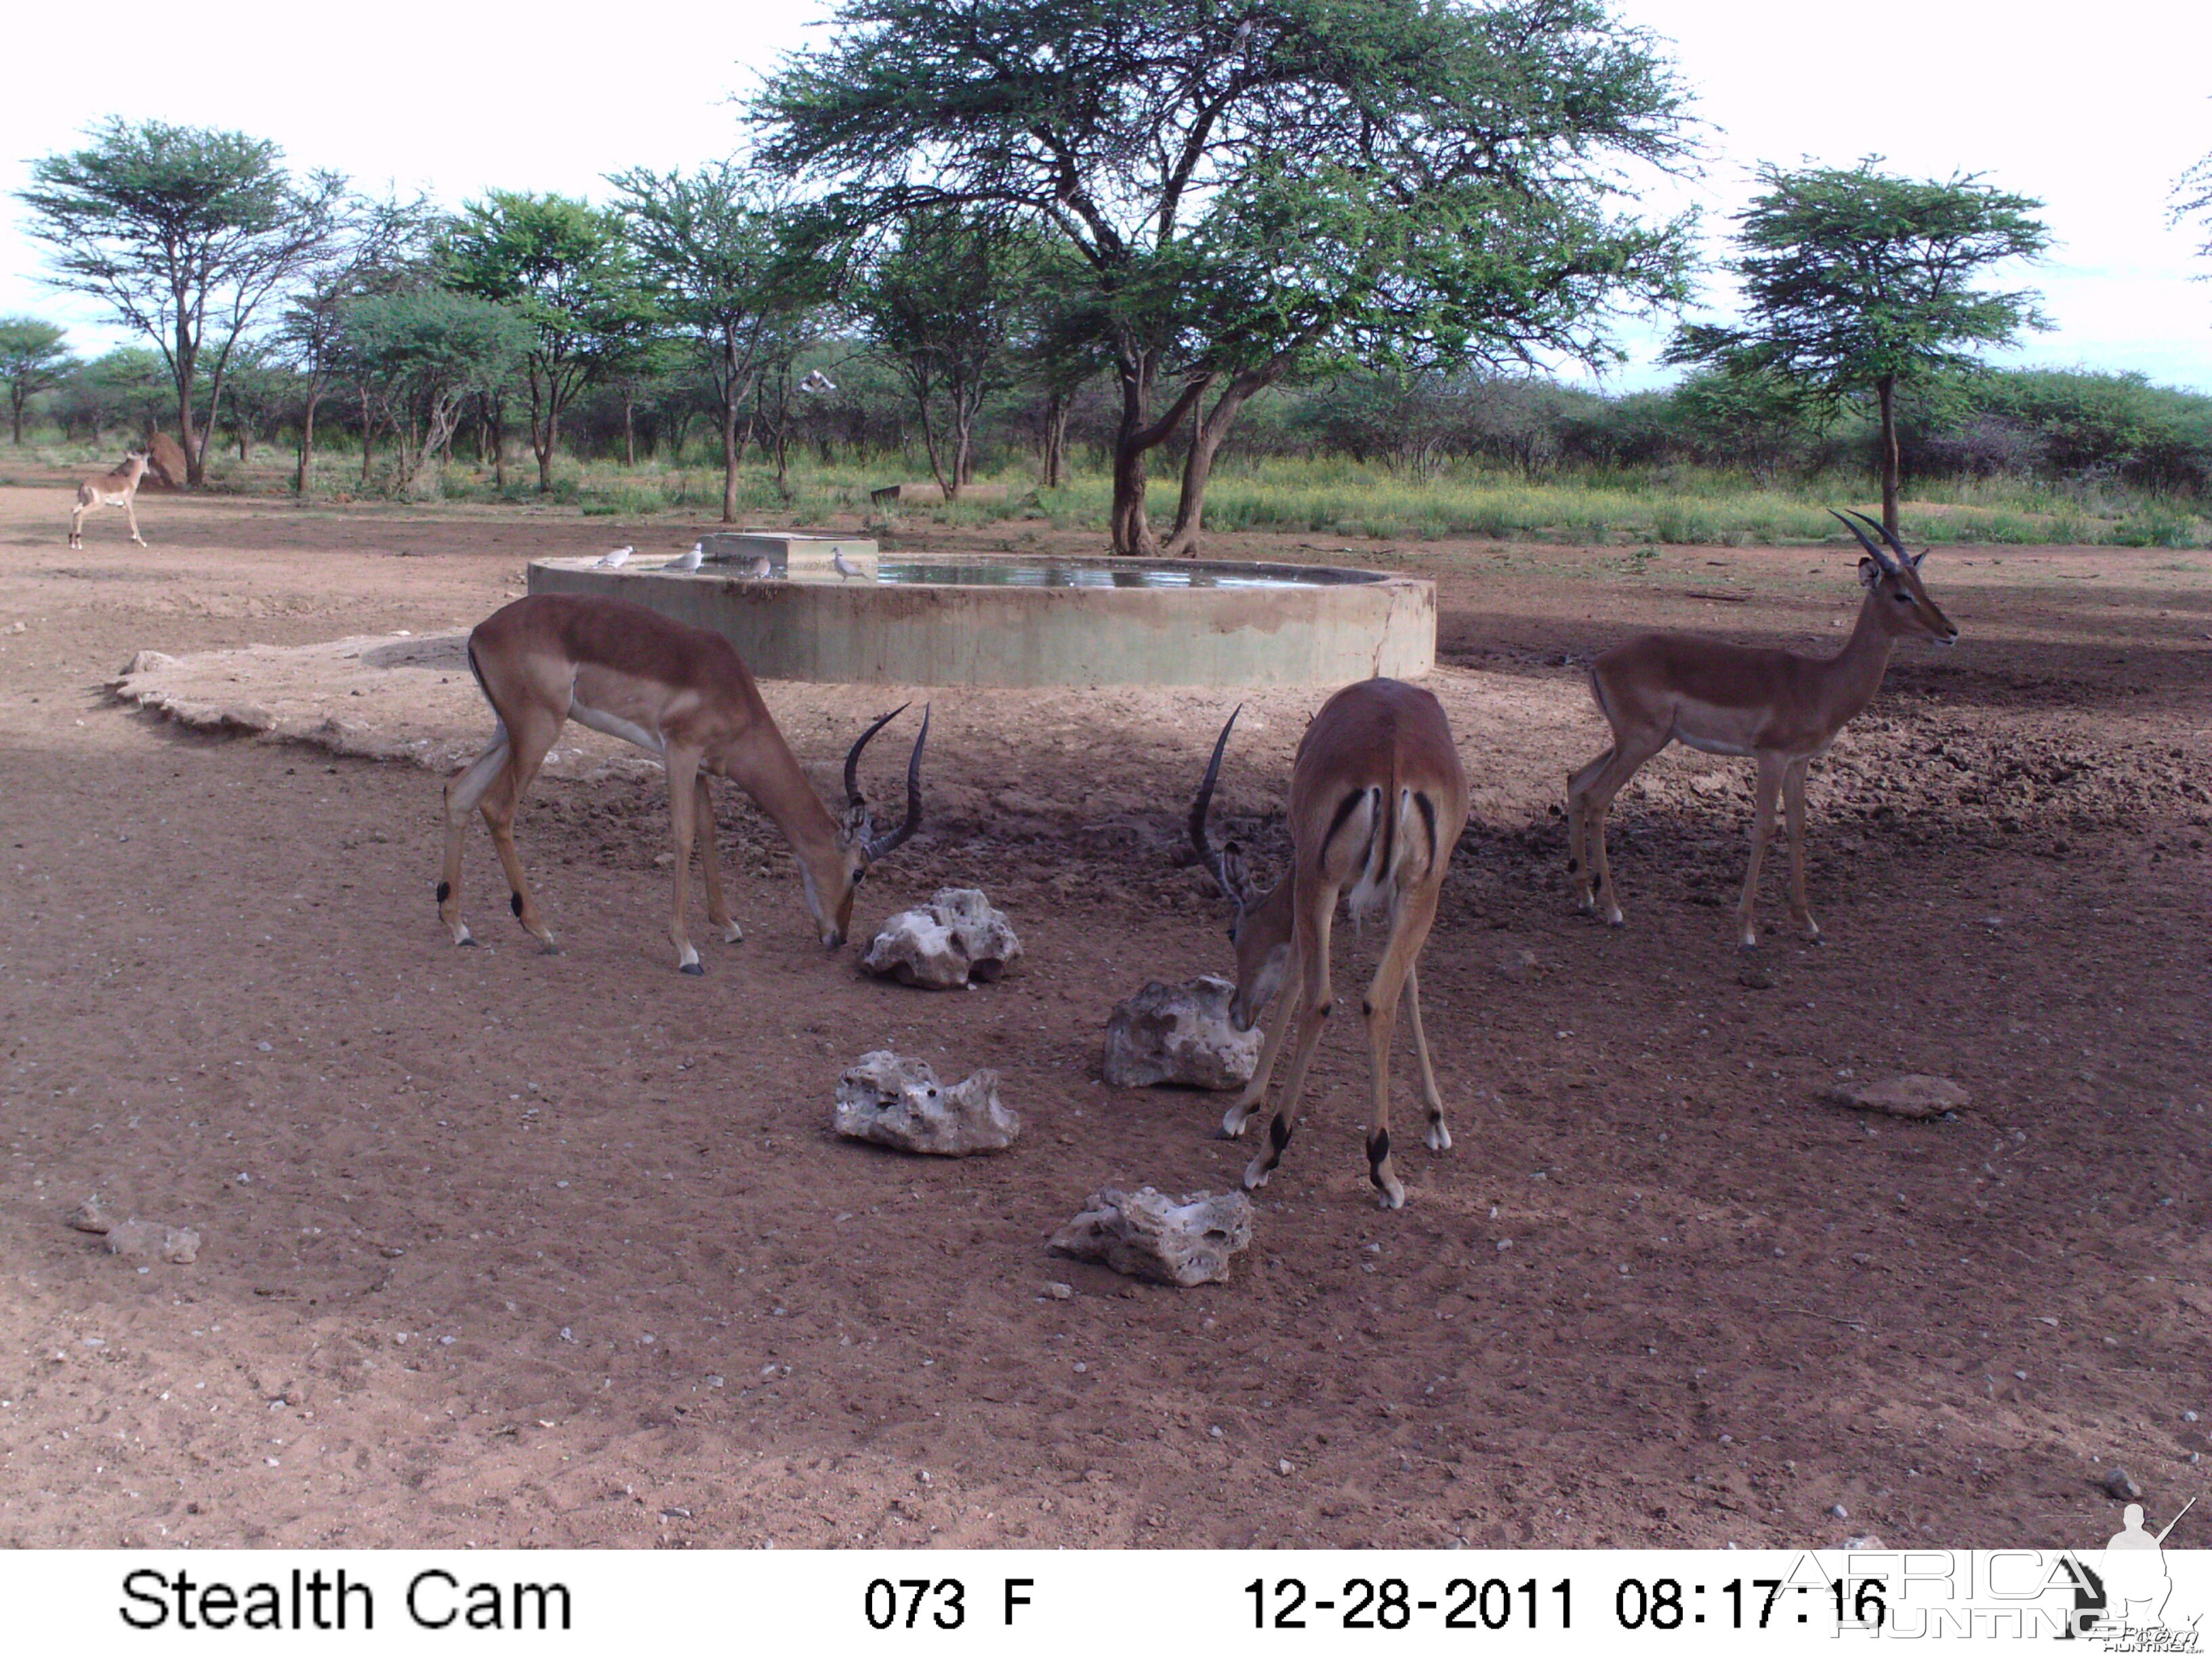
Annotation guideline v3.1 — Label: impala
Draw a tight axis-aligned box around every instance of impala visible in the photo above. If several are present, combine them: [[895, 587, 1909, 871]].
[[1189, 678, 1470, 1210], [68, 450, 151, 549], [1566, 510, 1957, 949], [438, 593, 927, 972]]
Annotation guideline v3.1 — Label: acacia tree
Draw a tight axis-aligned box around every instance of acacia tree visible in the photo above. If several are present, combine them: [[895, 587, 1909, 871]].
[[443, 192, 649, 491], [2174, 146, 2212, 268], [607, 163, 800, 519], [853, 209, 1035, 498], [337, 291, 531, 495], [758, 0, 1694, 553], [1667, 159, 2049, 534], [277, 193, 436, 495], [17, 120, 344, 485], [0, 317, 79, 445]]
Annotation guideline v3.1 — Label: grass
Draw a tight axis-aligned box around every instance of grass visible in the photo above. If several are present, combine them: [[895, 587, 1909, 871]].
[[8, 436, 2207, 548]]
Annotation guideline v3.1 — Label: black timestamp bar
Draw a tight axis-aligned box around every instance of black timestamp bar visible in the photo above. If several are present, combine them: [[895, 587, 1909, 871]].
[[1247, 1576, 1572, 1631]]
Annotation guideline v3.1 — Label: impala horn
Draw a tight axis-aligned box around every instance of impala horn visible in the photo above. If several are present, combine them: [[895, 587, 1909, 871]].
[[1189, 705, 1246, 903], [848, 703, 928, 862], [1831, 509, 1900, 573], [1848, 508, 1925, 570]]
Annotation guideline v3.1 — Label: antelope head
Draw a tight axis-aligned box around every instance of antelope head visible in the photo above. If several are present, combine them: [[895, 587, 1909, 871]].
[[1833, 511, 1959, 647], [1190, 707, 1294, 1030], [808, 703, 930, 948]]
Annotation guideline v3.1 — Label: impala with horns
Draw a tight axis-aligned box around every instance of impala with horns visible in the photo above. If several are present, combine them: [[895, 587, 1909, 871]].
[[1566, 510, 1957, 949], [1190, 678, 1470, 1210], [438, 593, 927, 972]]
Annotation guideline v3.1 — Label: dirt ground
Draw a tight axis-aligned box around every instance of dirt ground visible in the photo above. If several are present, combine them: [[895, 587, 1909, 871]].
[[1, 477, 2207, 1551]]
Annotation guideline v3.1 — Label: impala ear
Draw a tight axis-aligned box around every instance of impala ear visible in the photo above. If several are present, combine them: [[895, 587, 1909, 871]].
[[1857, 556, 1881, 590], [843, 800, 871, 843], [1221, 840, 1252, 905]]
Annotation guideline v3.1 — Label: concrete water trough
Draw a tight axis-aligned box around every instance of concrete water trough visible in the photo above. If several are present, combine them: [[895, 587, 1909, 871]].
[[527, 543, 1434, 688]]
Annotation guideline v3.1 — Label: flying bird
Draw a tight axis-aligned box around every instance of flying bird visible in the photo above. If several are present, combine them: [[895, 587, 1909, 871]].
[[663, 542, 704, 572], [594, 546, 632, 569], [830, 550, 867, 581], [800, 369, 838, 394]]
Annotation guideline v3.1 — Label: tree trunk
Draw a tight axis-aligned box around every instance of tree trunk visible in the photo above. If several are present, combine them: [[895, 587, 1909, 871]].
[[359, 386, 375, 488], [1042, 388, 1067, 489], [623, 395, 636, 468], [1877, 374, 1900, 537], [9, 391, 23, 445], [917, 394, 951, 501], [176, 344, 203, 488], [1108, 349, 1212, 555], [295, 382, 323, 497], [720, 382, 741, 524], [1162, 360, 1288, 556]]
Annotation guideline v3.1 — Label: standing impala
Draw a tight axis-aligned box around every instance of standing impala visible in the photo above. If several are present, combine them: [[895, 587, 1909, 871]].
[[1566, 510, 1957, 949], [438, 593, 927, 972], [1189, 678, 1470, 1210], [68, 450, 151, 549]]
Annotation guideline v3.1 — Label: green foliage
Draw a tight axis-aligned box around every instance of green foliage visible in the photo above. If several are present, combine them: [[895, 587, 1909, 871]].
[[1668, 159, 2051, 396], [54, 347, 168, 444], [0, 316, 80, 443], [338, 290, 532, 492], [443, 190, 653, 487], [758, 0, 1699, 546], [853, 209, 1040, 493], [16, 118, 346, 481]]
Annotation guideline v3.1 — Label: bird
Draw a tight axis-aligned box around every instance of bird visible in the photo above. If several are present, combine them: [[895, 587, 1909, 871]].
[[800, 369, 838, 394], [830, 550, 867, 581], [594, 546, 632, 569], [744, 555, 774, 579], [663, 542, 704, 573]]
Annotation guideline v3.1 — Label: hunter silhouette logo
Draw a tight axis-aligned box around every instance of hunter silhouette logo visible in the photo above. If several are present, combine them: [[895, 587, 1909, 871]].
[[2057, 1494, 2198, 1644]]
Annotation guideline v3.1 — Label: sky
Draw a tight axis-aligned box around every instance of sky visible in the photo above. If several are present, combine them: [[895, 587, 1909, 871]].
[[3, 0, 2209, 393]]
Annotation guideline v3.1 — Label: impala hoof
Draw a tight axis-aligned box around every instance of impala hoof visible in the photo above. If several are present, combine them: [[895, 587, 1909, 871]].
[[679, 961, 705, 977], [453, 927, 476, 947], [1426, 1120, 1452, 1153], [537, 941, 561, 956], [721, 922, 744, 943], [1374, 1181, 1406, 1211]]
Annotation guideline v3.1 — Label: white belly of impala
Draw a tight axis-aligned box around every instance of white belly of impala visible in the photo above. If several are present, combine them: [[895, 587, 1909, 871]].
[[569, 701, 665, 756]]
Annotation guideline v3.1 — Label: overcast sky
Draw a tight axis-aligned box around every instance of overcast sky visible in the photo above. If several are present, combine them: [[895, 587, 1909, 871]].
[[3, 0, 2208, 392]]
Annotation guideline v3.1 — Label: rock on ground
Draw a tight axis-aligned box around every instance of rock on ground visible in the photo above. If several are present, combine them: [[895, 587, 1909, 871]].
[[104, 1220, 201, 1264], [1102, 977, 1261, 1090], [1827, 1074, 1971, 1120], [833, 1051, 1019, 1156], [64, 1195, 115, 1233], [861, 888, 1023, 990], [1048, 1187, 1254, 1287]]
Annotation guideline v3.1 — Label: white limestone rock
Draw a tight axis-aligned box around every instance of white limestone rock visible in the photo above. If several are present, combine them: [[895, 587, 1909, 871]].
[[861, 887, 1023, 990], [834, 1051, 1019, 1156], [1102, 977, 1260, 1090], [1048, 1186, 1254, 1287]]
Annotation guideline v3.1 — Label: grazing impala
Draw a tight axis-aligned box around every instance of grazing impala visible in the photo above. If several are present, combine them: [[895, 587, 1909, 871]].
[[439, 593, 927, 972], [1566, 510, 1957, 949], [68, 450, 151, 549], [1189, 678, 1470, 1210]]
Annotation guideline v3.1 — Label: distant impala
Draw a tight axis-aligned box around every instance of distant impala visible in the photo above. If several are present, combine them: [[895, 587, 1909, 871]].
[[1566, 510, 1957, 949], [68, 451, 151, 549]]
